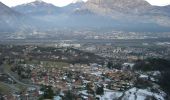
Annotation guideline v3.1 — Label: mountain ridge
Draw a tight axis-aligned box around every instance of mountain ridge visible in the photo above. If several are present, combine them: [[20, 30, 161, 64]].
[[0, 0, 170, 33], [81, 0, 170, 27], [12, 0, 61, 16]]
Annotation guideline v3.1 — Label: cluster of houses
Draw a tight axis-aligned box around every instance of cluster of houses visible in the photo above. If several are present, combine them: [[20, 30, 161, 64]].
[[82, 44, 170, 62], [13, 62, 137, 99], [0, 45, 166, 100], [0, 88, 41, 100]]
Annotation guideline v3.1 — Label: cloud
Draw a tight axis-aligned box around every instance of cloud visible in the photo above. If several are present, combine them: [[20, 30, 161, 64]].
[[146, 0, 170, 6]]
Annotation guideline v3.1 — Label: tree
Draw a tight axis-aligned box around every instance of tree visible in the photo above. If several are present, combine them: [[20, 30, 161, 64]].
[[159, 71, 170, 96], [0, 59, 2, 65], [96, 84, 104, 95], [145, 96, 157, 100], [133, 58, 170, 71], [107, 61, 113, 69], [113, 63, 122, 70], [40, 85, 54, 99], [86, 83, 95, 95], [64, 90, 75, 100]]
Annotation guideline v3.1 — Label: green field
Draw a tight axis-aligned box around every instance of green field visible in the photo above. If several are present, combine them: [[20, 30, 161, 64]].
[[40, 61, 69, 68], [0, 82, 12, 93]]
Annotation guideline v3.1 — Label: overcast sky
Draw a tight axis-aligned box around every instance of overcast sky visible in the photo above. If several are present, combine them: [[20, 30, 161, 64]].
[[0, 0, 170, 7]]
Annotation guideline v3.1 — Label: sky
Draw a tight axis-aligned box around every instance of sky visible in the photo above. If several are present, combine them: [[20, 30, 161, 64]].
[[0, 0, 170, 7]]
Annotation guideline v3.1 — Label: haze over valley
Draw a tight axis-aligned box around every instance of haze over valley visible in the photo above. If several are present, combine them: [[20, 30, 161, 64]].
[[0, 0, 170, 34], [0, 0, 170, 100]]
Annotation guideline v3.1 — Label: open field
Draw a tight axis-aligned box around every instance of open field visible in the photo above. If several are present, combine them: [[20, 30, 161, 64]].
[[0, 82, 12, 93], [40, 61, 69, 68]]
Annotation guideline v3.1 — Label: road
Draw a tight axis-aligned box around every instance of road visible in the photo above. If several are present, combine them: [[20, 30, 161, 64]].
[[6, 72, 40, 89], [0, 65, 40, 90]]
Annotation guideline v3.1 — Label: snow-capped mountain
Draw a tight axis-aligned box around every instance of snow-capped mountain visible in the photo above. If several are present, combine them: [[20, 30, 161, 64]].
[[12, 0, 103, 30], [82, 0, 170, 28], [13, 0, 88, 16], [84, 0, 152, 14], [0, 2, 20, 16], [72, 0, 85, 3], [0, 0, 170, 33], [60, 0, 86, 14], [12, 0, 61, 16]]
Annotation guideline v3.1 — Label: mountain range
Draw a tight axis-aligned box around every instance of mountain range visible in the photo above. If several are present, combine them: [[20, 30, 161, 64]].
[[0, 0, 170, 33]]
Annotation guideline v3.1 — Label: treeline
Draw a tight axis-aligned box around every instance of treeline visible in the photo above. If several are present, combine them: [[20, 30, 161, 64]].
[[133, 58, 170, 97], [133, 58, 170, 71]]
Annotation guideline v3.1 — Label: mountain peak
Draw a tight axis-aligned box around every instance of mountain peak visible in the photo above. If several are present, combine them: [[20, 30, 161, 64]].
[[0, 2, 19, 15], [86, 0, 151, 8], [13, 0, 59, 16], [84, 0, 152, 15], [24, 0, 52, 7], [35, 0, 43, 2], [0, 1, 9, 8], [72, 0, 84, 3]]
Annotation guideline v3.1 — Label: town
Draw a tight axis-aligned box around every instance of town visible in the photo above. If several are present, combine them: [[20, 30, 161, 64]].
[[1, 0, 170, 99], [0, 43, 169, 100]]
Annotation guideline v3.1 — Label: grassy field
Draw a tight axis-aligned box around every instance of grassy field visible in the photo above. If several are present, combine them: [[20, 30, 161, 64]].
[[14, 83, 27, 91], [0, 82, 12, 93], [16, 59, 69, 68], [40, 61, 69, 68], [3, 64, 11, 73]]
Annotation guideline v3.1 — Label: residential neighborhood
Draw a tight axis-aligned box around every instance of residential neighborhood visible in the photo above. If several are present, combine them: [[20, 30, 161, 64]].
[[0, 44, 169, 100]]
